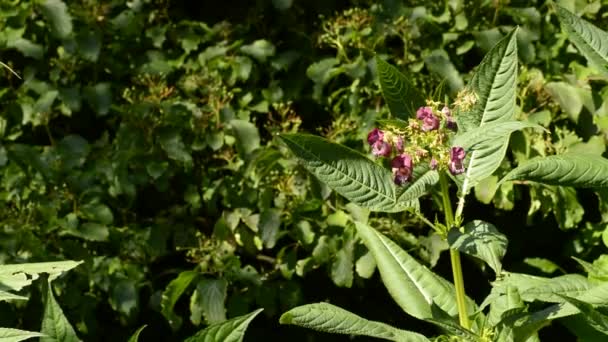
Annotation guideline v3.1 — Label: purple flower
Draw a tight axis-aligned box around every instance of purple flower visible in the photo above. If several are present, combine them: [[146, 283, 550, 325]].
[[422, 114, 440, 131], [392, 154, 413, 185], [372, 140, 392, 157], [367, 128, 384, 145], [396, 136, 404, 153], [429, 158, 438, 170], [446, 118, 457, 131], [449, 147, 466, 175], [416, 106, 433, 120]]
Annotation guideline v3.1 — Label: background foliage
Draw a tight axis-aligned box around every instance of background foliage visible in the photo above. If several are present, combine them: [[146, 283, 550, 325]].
[[2, 0, 608, 340]]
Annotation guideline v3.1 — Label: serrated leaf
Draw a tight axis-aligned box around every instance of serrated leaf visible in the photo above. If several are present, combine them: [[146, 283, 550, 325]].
[[453, 121, 545, 151], [127, 325, 146, 342], [448, 220, 507, 275], [0, 261, 82, 292], [375, 57, 425, 119], [460, 28, 518, 194], [41, 282, 80, 342], [397, 168, 439, 203], [558, 295, 608, 335], [184, 308, 263, 342], [39, 0, 73, 39], [161, 271, 198, 330], [354, 222, 476, 320], [190, 278, 227, 325], [0, 328, 45, 342], [556, 5, 608, 75], [280, 303, 429, 342], [499, 154, 608, 188]]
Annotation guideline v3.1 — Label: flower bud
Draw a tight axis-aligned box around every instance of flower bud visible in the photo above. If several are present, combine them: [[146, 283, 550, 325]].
[[391, 154, 413, 185], [429, 158, 438, 170]]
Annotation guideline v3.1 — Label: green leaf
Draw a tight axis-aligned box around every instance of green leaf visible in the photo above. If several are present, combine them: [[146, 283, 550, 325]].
[[161, 271, 199, 330], [556, 5, 608, 75], [460, 28, 518, 194], [493, 273, 591, 303], [448, 220, 508, 275], [499, 154, 608, 188], [397, 168, 439, 204], [0, 261, 82, 292], [41, 282, 80, 342], [0, 290, 27, 302], [83, 83, 111, 116], [231, 119, 260, 157], [423, 49, 464, 95], [127, 325, 146, 342], [375, 57, 425, 119], [0, 328, 45, 342], [39, 0, 73, 39], [354, 221, 476, 320], [558, 295, 608, 335], [190, 278, 227, 325], [240, 40, 275, 62], [330, 239, 354, 288], [452, 121, 545, 151], [184, 308, 263, 342], [280, 303, 429, 342]]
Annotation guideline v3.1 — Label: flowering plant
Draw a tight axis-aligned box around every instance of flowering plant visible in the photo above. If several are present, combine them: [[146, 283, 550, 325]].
[[277, 11, 608, 341]]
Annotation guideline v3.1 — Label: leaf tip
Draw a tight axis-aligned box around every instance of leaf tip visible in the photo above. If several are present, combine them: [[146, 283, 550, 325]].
[[279, 312, 293, 325]]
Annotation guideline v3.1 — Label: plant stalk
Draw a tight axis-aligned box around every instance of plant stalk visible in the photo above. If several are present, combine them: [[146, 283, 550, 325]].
[[439, 172, 471, 329]]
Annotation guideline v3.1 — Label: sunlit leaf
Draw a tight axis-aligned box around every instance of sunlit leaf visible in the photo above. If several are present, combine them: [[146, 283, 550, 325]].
[[448, 220, 508, 275], [185, 309, 263, 342], [41, 282, 80, 342], [0, 328, 45, 342]]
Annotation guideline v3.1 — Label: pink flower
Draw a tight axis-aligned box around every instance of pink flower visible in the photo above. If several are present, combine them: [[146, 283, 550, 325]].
[[367, 128, 384, 145], [422, 114, 440, 131], [416, 106, 433, 120], [372, 140, 392, 157], [429, 158, 438, 170], [392, 154, 413, 185], [396, 136, 404, 153], [449, 147, 466, 175]]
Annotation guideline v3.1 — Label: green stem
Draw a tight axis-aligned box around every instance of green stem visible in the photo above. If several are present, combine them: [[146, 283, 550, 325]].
[[439, 172, 470, 329]]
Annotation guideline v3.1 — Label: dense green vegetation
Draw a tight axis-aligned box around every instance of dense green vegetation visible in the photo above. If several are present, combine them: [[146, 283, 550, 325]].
[[3, 0, 608, 341]]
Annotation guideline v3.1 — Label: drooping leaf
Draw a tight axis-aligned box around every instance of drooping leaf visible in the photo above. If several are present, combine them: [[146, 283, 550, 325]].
[[184, 308, 263, 342], [161, 271, 199, 330], [0, 328, 45, 342], [499, 154, 608, 188], [558, 295, 608, 336], [0, 261, 82, 292], [39, 0, 73, 39], [459, 28, 518, 194], [354, 222, 476, 320], [556, 5, 608, 75], [375, 57, 425, 119], [280, 303, 430, 342], [452, 121, 545, 151], [126, 325, 147, 342], [41, 282, 80, 342], [448, 220, 508, 275]]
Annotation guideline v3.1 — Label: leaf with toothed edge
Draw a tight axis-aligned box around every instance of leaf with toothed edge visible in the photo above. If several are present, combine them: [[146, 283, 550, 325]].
[[376, 57, 426, 119]]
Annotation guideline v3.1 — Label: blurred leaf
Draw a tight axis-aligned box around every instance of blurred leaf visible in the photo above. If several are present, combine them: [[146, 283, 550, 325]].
[[83, 83, 111, 115], [39, 0, 73, 39], [240, 40, 275, 62], [331, 239, 354, 288], [424, 49, 464, 95], [231, 120, 260, 157], [127, 325, 147, 342], [161, 271, 199, 330], [159, 128, 192, 163], [258, 209, 281, 249], [375, 56, 425, 119], [190, 278, 227, 325]]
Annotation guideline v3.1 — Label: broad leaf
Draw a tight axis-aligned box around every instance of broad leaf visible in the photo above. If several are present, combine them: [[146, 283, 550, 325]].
[[375, 57, 425, 119], [184, 308, 263, 342], [127, 325, 147, 342], [280, 134, 424, 212], [397, 168, 439, 203], [460, 28, 518, 194], [0, 328, 45, 342], [499, 154, 608, 188], [280, 303, 429, 342], [556, 5, 608, 75], [0, 261, 82, 292], [161, 271, 199, 330], [492, 273, 591, 303], [190, 278, 227, 325], [452, 121, 545, 151], [354, 222, 476, 320], [448, 220, 508, 275], [488, 286, 524, 327], [559, 295, 608, 336], [39, 0, 73, 39], [41, 282, 80, 342]]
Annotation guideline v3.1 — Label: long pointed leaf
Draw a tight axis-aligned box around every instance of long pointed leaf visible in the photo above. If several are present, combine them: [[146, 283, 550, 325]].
[[0, 328, 45, 342], [376, 57, 425, 119], [558, 295, 608, 336], [460, 28, 518, 194], [354, 222, 476, 320], [556, 5, 608, 75], [41, 281, 80, 342], [280, 303, 429, 342], [499, 154, 608, 188], [185, 309, 263, 342], [452, 121, 545, 151]]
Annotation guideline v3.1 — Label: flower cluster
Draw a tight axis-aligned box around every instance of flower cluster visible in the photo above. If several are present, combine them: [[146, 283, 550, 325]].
[[367, 101, 468, 185]]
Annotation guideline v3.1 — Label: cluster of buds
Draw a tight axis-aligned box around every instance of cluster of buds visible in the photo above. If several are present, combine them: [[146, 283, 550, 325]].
[[367, 100, 469, 185]]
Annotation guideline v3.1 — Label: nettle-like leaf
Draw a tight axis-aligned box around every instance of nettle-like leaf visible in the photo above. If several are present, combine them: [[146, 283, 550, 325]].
[[499, 154, 608, 188], [556, 5, 608, 75], [354, 222, 477, 320], [0, 328, 45, 342], [41, 281, 80, 342], [190, 278, 227, 325], [280, 302, 429, 342], [184, 308, 263, 342], [161, 271, 199, 330], [452, 121, 545, 151], [448, 220, 508, 275], [279, 134, 435, 212], [375, 56, 425, 119], [459, 28, 518, 194], [0, 261, 83, 292]]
